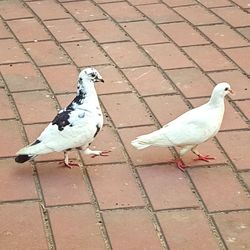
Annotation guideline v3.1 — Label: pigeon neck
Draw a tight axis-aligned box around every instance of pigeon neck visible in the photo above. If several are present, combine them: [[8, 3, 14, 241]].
[[208, 90, 225, 107], [77, 79, 99, 104]]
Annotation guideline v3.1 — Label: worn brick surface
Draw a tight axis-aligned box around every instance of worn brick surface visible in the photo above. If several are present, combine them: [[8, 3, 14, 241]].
[[0, 89, 15, 119], [0, 20, 12, 39]]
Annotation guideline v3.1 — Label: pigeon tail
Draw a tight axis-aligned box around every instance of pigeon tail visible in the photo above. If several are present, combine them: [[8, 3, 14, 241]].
[[131, 138, 151, 150], [15, 154, 35, 163]]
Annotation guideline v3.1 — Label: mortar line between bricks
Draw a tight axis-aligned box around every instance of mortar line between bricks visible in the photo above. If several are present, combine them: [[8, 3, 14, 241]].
[[215, 0, 250, 14], [208, 208, 250, 214], [0, 198, 40, 205]]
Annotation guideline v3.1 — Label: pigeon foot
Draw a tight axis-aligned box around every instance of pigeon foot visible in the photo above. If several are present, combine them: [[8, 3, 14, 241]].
[[194, 154, 215, 162], [91, 150, 111, 158], [168, 158, 186, 171], [59, 160, 79, 169]]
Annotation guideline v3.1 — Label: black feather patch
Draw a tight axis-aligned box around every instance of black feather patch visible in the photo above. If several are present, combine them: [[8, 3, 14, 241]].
[[94, 125, 100, 138], [66, 91, 86, 111], [52, 110, 71, 131], [15, 155, 33, 163], [31, 139, 41, 146]]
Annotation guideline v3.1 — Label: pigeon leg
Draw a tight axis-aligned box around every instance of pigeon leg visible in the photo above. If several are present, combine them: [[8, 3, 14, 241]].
[[191, 149, 215, 162], [168, 158, 186, 172], [83, 148, 111, 158], [59, 151, 79, 168]]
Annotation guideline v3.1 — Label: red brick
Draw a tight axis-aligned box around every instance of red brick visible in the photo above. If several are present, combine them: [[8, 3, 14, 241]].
[[49, 205, 106, 250], [190, 97, 248, 131], [208, 70, 250, 100], [0, 120, 24, 157], [183, 45, 235, 71], [0, 0, 33, 20], [138, 4, 183, 24], [144, 43, 194, 69], [13, 90, 57, 124], [118, 126, 173, 166], [0, 159, 37, 201], [103, 209, 162, 250], [0, 20, 12, 39], [0, 89, 15, 119], [44, 19, 88, 42], [240, 172, 250, 189], [233, 0, 250, 8], [213, 211, 250, 249], [37, 162, 90, 206], [199, 24, 249, 48], [0, 63, 46, 92], [122, 21, 169, 45], [138, 165, 198, 210], [62, 41, 109, 67], [83, 19, 128, 43], [166, 68, 214, 98], [157, 210, 220, 250], [7, 18, 50, 43], [27, 0, 69, 20], [88, 163, 144, 209], [100, 2, 144, 22], [24, 41, 70, 66], [224, 47, 250, 75], [41, 64, 78, 94], [0, 203, 48, 250], [0, 39, 28, 64], [122, 66, 175, 96], [189, 166, 250, 211], [235, 100, 250, 119], [213, 6, 250, 27], [81, 126, 126, 165], [162, 0, 197, 6], [217, 131, 250, 170], [100, 93, 153, 127], [144, 95, 189, 126], [102, 42, 151, 68], [237, 27, 250, 40], [63, 1, 106, 22], [56, 93, 77, 109], [160, 22, 209, 46], [197, 0, 233, 7]]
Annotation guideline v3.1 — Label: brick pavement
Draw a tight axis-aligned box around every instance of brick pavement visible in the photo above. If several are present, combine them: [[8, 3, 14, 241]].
[[0, 0, 250, 249]]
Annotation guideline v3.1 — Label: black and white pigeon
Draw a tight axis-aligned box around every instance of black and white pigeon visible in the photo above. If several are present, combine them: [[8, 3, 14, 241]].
[[131, 82, 233, 171], [15, 67, 110, 168]]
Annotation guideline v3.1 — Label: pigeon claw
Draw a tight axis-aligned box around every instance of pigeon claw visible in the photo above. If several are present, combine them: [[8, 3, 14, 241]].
[[168, 158, 186, 172], [59, 160, 79, 168], [194, 154, 215, 162], [91, 150, 111, 158]]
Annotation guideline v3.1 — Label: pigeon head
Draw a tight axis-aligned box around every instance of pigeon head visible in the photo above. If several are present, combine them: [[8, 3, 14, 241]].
[[78, 68, 104, 84], [214, 82, 233, 97]]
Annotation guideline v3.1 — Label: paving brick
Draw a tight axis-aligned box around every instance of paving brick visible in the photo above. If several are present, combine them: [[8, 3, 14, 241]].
[[24, 41, 70, 66], [189, 166, 250, 211], [235, 100, 250, 119], [237, 27, 250, 40], [27, 0, 69, 20], [138, 4, 183, 24], [48, 205, 106, 250], [144, 95, 189, 126], [183, 45, 236, 71], [233, 0, 250, 8], [175, 5, 222, 25], [88, 163, 144, 209], [166, 68, 214, 98], [37, 162, 90, 206], [81, 126, 126, 165], [62, 40, 109, 67], [138, 165, 198, 210], [160, 22, 209, 46], [217, 131, 250, 170], [41, 64, 78, 94], [63, 1, 106, 22], [0, 0, 33, 20], [56, 93, 78, 109], [213, 211, 250, 250], [199, 24, 249, 48], [102, 42, 151, 68], [118, 126, 173, 166], [83, 19, 128, 43], [13, 90, 57, 124], [0, 63, 46, 92], [0, 203, 48, 250], [122, 66, 175, 96], [44, 19, 88, 42], [208, 70, 250, 100], [100, 2, 144, 22], [0, 159, 37, 201], [240, 172, 250, 190], [162, 0, 197, 7], [0, 120, 24, 157], [157, 210, 220, 250], [224, 47, 250, 74], [100, 93, 153, 127], [122, 21, 169, 45], [189, 97, 248, 131], [0, 20, 12, 39], [0, 89, 15, 119], [197, 0, 233, 8], [103, 209, 162, 250], [7, 18, 51, 43], [144, 43, 194, 69], [0, 39, 28, 65], [212, 6, 250, 27]]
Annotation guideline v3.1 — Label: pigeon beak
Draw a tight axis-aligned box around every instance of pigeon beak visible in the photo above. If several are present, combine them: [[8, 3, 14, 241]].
[[95, 77, 104, 83], [229, 89, 234, 94]]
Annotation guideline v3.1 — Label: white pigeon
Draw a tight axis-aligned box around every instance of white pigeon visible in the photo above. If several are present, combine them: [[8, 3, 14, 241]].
[[15, 67, 110, 168], [131, 82, 233, 171]]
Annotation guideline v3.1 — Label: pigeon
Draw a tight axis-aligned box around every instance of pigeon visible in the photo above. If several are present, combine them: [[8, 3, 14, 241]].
[[15, 67, 110, 168], [131, 82, 233, 171]]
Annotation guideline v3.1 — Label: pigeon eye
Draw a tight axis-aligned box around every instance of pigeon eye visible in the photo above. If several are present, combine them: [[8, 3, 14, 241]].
[[225, 87, 229, 91], [90, 73, 96, 77]]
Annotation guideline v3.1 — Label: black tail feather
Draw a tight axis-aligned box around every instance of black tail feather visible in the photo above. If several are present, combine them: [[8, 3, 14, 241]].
[[15, 155, 33, 163]]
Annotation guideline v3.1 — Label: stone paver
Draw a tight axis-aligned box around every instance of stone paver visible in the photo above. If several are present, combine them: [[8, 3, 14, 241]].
[[0, 1, 249, 249]]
